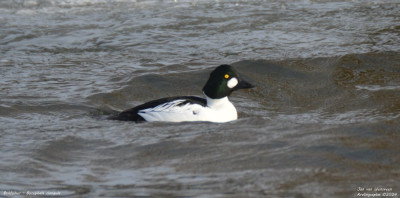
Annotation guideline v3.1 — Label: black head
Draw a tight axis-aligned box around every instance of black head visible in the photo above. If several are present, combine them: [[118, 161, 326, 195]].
[[202, 64, 254, 99]]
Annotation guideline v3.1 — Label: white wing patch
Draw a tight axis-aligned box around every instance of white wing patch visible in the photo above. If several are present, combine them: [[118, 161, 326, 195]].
[[139, 99, 187, 112], [138, 99, 203, 122]]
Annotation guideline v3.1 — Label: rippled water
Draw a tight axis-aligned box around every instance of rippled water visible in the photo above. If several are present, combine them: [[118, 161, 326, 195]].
[[1, 0, 400, 197]]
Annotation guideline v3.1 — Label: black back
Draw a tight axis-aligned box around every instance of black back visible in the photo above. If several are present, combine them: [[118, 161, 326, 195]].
[[111, 96, 206, 122]]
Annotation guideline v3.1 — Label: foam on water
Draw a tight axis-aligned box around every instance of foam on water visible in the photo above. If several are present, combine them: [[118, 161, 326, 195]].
[[356, 85, 400, 91]]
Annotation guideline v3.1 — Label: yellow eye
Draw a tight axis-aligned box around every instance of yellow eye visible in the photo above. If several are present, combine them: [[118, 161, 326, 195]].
[[224, 74, 230, 79]]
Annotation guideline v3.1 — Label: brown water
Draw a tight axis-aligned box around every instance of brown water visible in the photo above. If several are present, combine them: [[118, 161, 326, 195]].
[[1, 1, 400, 197]]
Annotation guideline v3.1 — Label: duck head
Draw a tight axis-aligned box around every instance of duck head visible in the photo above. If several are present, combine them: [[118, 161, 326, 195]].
[[202, 64, 254, 99]]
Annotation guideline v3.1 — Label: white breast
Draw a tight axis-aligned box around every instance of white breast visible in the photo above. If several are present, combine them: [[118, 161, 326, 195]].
[[200, 96, 238, 122], [138, 97, 237, 123]]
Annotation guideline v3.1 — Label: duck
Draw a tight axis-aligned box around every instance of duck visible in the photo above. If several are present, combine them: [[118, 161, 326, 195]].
[[113, 64, 254, 123]]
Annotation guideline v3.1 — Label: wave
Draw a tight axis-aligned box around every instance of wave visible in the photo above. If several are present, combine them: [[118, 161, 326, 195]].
[[86, 51, 400, 124]]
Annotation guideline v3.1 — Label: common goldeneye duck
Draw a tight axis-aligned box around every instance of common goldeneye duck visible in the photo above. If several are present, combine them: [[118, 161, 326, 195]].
[[113, 64, 254, 123]]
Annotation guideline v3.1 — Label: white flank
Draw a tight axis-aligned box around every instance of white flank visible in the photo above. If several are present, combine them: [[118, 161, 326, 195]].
[[138, 96, 238, 123]]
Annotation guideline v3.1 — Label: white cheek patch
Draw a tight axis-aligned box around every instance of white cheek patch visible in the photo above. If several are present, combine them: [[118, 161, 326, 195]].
[[227, 77, 238, 89]]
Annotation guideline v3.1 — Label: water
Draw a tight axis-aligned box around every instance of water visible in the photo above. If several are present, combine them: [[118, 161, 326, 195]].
[[1, 0, 400, 197]]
